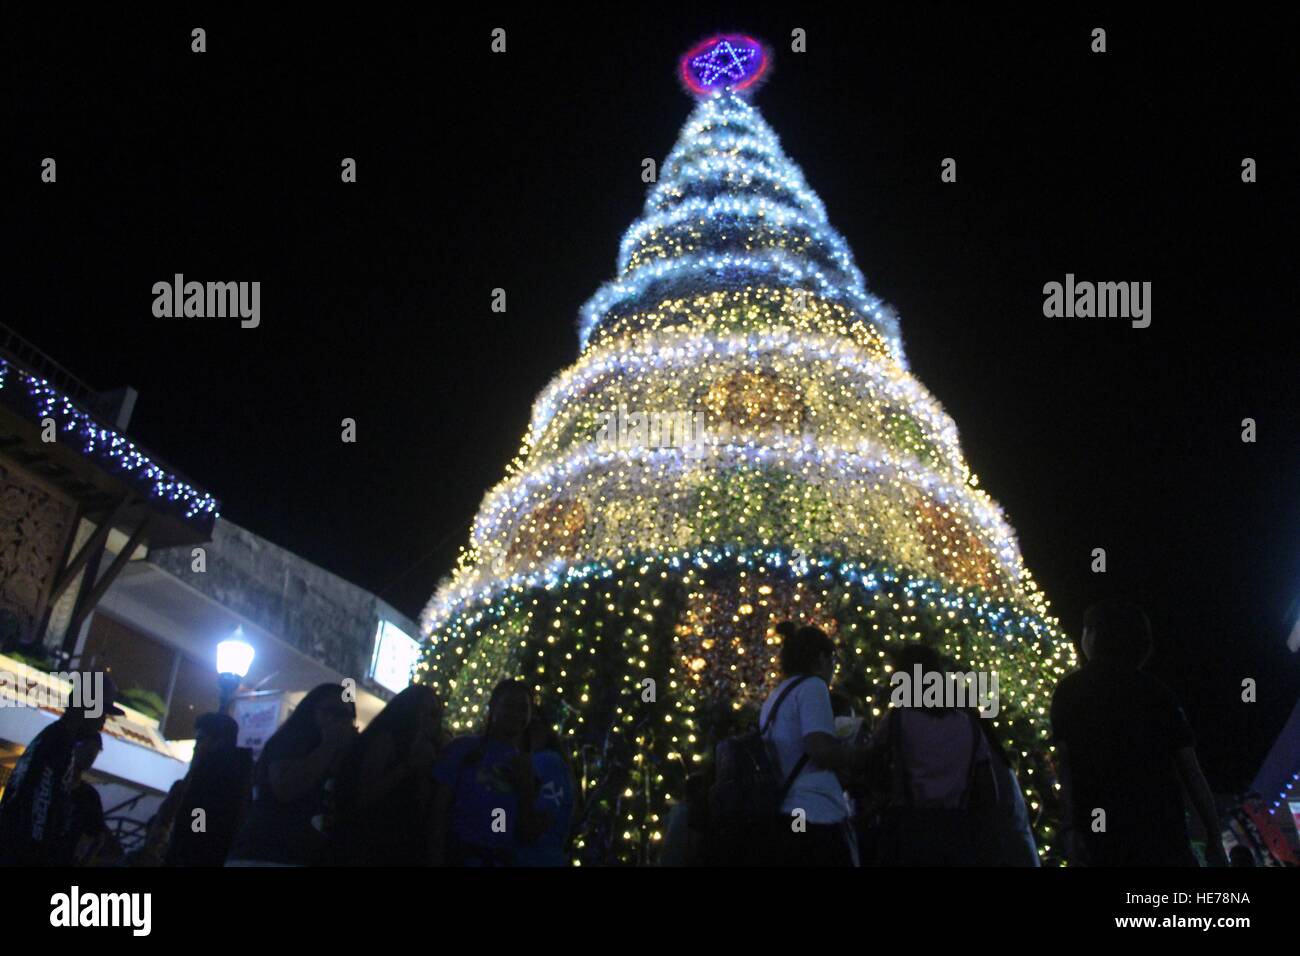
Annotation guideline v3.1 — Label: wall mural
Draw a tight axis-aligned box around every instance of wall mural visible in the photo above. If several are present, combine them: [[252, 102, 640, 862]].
[[0, 462, 75, 647]]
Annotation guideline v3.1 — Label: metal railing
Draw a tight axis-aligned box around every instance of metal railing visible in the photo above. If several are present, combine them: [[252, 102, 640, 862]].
[[0, 320, 116, 419], [0, 320, 220, 522]]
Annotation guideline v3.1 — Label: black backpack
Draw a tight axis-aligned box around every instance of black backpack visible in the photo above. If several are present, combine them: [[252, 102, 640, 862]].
[[710, 676, 812, 837]]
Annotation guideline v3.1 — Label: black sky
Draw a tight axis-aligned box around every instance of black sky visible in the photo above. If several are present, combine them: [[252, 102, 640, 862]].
[[7, 7, 1299, 789]]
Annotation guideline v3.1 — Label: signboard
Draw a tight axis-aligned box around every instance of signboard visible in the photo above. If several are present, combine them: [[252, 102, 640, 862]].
[[369, 620, 420, 694], [230, 693, 286, 756]]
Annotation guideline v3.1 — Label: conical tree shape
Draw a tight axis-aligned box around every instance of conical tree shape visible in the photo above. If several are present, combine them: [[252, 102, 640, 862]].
[[420, 60, 1073, 865]]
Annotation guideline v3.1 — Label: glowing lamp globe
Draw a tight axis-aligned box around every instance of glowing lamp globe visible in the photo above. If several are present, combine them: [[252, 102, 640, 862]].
[[216, 635, 255, 679]]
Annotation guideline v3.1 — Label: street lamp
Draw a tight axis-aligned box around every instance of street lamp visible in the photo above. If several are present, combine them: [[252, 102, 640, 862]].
[[216, 630, 255, 714]]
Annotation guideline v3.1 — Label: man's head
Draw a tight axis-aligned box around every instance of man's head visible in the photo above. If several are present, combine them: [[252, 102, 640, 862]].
[[890, 641, 951, 677], [486, 679, 532, 740], [776, 622, 836, 682], [525, 711, 560, 753], [64, 672, 125, 730], [70, 729, 103, 777], [193, 712, 240, 760], [1081, 600, 1153, 667]]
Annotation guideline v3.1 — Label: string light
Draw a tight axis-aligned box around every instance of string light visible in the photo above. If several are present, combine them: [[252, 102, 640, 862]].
[[0, 358, 220, 521]]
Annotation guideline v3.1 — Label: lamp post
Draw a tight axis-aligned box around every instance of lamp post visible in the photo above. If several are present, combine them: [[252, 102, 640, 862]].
[[216, 631, 255, 715]]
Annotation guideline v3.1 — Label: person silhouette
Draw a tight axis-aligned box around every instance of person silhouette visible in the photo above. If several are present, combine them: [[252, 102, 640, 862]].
[[1051, 600, 1228, 867]]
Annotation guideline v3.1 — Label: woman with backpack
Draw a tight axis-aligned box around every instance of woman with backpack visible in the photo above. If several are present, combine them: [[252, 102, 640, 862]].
[[748, 622, 863, 866], [972, 719, 1040, 866], [866, 643, 998, 866]]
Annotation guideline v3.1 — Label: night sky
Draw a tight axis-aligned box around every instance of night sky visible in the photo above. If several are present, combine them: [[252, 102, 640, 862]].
[[9, 9, 1298, 790]]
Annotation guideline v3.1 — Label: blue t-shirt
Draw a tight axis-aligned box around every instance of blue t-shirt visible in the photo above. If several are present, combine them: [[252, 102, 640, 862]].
[[515, 750, 574, 867], [432, 736, 521, 855]]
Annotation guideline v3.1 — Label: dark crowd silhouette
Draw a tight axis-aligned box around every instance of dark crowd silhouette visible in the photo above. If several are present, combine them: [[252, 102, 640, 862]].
[[0, 601, 1244, 867]]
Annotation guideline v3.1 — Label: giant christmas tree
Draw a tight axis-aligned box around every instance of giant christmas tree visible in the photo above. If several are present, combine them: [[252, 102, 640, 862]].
[[419, 34, 1075, 864]]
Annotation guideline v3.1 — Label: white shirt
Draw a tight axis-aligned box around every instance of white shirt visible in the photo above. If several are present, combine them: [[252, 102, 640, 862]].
[[758, 675, 848, 824]]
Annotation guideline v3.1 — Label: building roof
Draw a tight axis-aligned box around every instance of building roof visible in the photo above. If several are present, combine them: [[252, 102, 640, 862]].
[[0, 328, 218, 548]]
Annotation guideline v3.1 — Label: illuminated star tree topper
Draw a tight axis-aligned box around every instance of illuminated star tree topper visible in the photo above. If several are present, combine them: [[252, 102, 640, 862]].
[[680, 34, 769, 96]]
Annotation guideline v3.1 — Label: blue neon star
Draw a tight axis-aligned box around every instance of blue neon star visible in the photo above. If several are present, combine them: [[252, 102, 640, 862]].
[[691, 39, 758, 88]]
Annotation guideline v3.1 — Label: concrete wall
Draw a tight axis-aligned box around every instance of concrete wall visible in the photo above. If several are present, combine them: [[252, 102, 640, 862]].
[[147, 518, 417, 685]]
